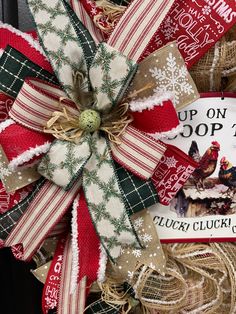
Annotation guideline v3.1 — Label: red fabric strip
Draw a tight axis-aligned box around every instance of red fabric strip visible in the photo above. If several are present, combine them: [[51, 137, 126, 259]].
[[77, 191, 100, 285], [139, 0, 236, 67], [131, 99, 180, 135], [0, 93, 14, 123], [0, 25, 53, 72], [152, 143, 198, 205], [0, 123, 52, 163], [42, 235, 66, 314]]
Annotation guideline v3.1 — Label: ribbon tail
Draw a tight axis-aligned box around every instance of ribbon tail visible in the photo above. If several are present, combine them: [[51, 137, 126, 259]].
[[42, 235, 67, 314], [82, 133, 141, 261], [5, 180, 81, 261], [58, 235, 87, 314], [71, 191, 105, 294]]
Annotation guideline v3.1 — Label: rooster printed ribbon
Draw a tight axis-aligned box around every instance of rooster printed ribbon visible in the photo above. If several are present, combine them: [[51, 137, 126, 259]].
[[0, 0, 200, 313]]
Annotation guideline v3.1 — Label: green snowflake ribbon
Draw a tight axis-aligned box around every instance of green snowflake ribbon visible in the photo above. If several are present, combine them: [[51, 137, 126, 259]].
[[27, 0, 144, 260]]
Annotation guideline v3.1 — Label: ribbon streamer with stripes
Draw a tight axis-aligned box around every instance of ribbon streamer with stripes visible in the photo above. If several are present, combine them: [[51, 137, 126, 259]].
[[111, 126, 166, 180], [69, 0, 104, 43], [5, 180, 81, 261], [58, 235, 87, 314], [107, 0, 175, 61]]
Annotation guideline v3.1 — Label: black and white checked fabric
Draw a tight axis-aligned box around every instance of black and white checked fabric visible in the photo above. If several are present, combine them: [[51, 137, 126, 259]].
[[0, 46, 58, 98], [115, 162, 158, 216], [0, 178, 45, 240], [85, 300, 121, 314], [63, 0, 97, 68]]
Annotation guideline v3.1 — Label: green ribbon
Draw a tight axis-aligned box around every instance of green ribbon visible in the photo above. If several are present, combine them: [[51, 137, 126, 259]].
[[28, 0, 141, 260], [0, 46, 58, 97]]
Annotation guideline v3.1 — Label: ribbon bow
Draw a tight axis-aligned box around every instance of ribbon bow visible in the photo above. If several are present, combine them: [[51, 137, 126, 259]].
[[0, 0, 199, 312]]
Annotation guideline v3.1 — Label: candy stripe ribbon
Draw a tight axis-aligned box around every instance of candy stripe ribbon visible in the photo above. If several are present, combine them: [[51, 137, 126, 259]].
[[111, 126, 166, 180], [58, 235, 87, 314], [10, 78, 76, 132], [70, 0, 104, 43], [9, 78, 166, 182], [5, 180, 81, 261], [107, 0, 175, 61]]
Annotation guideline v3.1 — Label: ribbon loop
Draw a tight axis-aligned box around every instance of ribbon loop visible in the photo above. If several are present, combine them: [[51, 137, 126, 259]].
[[89, 42, 137, 112], [38, 136, 92, 190], [9, 78, 76, 133], [110, 126, 166, 180], [27, 0, 95, 100]]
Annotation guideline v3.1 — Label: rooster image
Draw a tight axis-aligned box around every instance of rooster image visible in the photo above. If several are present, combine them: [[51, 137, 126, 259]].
[[219, 157, 236, 191], [188, 140, 220, 189]]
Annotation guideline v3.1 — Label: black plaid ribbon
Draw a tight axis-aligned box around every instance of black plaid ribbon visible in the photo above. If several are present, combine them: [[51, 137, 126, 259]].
[[0, 46, 58, 98], [0, 178, 45, 240], [115, 162, 158, 216], [62, 0, 97, 68]]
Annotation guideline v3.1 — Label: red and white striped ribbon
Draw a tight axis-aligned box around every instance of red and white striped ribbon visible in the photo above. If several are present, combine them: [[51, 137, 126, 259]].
[[58, 235, 87, 314], [108, 0, 175, 61], [5, 180, 81, 261], [70, 0, 104, 43], [110, 126, 166, 180], [9, 78, 75, 133]]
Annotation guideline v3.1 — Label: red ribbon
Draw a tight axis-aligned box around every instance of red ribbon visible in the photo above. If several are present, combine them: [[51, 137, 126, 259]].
[[76, 191, 101, 286], [139, 0, 236, 67], [0, 24, 53, 72], [42, 235, 66, 314], [0, 93, 13, 123], [152, 144, 198, 205]]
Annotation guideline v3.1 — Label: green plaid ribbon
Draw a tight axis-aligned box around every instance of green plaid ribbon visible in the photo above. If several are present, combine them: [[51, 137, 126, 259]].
[[0, 46, 58, 97], [0, 178, 45, 240], [115, 162, 158, 216]]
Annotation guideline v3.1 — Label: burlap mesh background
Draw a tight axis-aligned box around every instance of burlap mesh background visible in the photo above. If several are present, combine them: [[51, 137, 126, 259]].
[[190, 25, 236, 92]]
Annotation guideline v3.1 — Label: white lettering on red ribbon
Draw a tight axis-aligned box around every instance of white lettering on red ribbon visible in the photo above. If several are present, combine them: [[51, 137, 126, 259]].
[[152, 148, 196, 205], [140, 0, 236, 67], [42, 237, 66, 314]]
